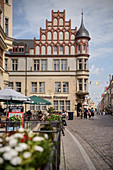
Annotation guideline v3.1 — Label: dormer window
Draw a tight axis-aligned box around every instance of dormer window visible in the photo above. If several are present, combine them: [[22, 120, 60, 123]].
[[13, 46, 18, 52], [19, 46, 24, 53], [12, 46, 24, 53]]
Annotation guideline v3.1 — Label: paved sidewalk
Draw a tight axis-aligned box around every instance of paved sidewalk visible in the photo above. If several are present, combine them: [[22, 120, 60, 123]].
[[60, 115, 113, 170]]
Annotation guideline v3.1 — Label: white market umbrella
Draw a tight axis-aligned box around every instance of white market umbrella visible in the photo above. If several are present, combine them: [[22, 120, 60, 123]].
[[0, 87, 32, 103]]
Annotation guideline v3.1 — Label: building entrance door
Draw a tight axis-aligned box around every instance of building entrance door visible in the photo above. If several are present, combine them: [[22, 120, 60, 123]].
[[77, 103, 82, 117]]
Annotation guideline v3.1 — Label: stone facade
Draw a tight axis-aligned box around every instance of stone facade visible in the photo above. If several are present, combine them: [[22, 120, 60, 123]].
[[0, 0, 13, 90], [5, 10, 90, 115]]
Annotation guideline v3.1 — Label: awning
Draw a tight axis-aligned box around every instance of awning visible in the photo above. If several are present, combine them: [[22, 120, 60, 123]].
[[29, 95, 51, 105]]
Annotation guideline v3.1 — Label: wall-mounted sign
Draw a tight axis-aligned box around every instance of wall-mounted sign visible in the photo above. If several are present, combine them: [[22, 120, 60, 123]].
[[7, 112, 24, 131]]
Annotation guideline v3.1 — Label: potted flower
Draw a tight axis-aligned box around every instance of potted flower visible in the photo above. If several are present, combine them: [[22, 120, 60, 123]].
[[0, 128, 52, 170], [8, 115, 22, 128]]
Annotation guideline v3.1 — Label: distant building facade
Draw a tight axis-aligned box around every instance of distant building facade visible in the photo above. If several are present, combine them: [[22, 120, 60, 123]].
[[5, 10, 91, 115], [0, 0, 13, 90]]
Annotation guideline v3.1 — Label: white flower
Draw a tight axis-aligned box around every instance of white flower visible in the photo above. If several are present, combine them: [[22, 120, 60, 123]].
[[14, 133, 23, 138], [0, 147, 5, 153], [44, 134, 48, 140], [34, 145, 44, 152], [33, 136, 44, 142], [0, 138, 3, 142], [10, 149, 18, 157], [18, 128, 24, 133], [15, 146, 23, 152], [4, 146, 12, 152], [0, 144, 3, 147], [9, 138, 18, 147], [0, 157, 4, 164], [19, 143, 28, 150], [3, 149, 18, 160], [3, 152, 12, 160], [23, 152, 31, 159], [6, 137, 10, 142], [10, 156, 22, 166]]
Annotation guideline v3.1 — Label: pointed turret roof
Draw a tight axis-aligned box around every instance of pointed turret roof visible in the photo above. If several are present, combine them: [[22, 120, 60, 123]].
[[75, 12, 90, 40]]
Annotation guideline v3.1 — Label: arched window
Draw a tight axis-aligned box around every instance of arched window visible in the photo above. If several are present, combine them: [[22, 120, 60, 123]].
[[65, 45, 69, 54], [65, 31, 69, 40], [59, 18, 63, 25], [48, 31, 52, 40], [47, 45, 51, 55], [54, 45, 57, 52], [71, 46, 75, 54], [42, 34, 46, 40], [41, 46, 46, 55], [53, 31, 57, 40], [59, 31, 63, 40], [83, 44, 85, 50], [78, 45, 81, 51], [36, 46, 40, 55], [53, 18, 58, 25]]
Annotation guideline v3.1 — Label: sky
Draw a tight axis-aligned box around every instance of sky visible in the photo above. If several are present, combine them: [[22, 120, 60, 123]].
[[13, 0, 113, 106]]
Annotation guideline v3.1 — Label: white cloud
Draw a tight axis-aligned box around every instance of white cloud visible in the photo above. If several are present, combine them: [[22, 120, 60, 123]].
[[90, 64, 104, 75]]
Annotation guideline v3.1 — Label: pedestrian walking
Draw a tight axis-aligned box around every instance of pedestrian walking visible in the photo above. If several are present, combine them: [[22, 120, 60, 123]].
[[88, 109, 91, 119], [84, 107, 88, 119], [90, 107, 94, 119]]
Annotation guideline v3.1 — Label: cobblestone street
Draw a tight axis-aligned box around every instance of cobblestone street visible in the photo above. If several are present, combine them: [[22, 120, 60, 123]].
[[61, 114, 113, 170]]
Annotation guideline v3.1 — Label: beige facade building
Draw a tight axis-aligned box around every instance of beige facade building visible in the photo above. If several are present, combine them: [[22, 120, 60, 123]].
[[6, 10, 90, 115], [0, 0, 13, 90]]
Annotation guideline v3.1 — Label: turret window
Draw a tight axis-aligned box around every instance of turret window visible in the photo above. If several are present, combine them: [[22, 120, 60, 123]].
[[78, 45, 81, 52], [78, 79, 82, 91], [84, 59, 87, 70], [84, 79, 87, 91], [78, 59, 82, 70], [83, 44, 85, 50]]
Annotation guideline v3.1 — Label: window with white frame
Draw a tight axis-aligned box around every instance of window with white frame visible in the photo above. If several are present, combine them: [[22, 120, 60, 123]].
[[60, 100, 64, 111], [30, 105, 35, 110], [84, 59, 87, 70], [84, 79, 87, 91], [41, 60, 47, 71], [42, 105, 46, 110], [31, 82, 37, 93], [12, 59, 18, 71], [36, 105, 40, 110], [65, 100, 70, 111], [55, 82, 61, 93], [78, 59, 82, 70], [63, 82, 69, 92], [54, 100, 58, 110], [34, 60, 40, 71], [8, 82, 13, 89], [54, 59, 59, 71], [5, 59, 8, 70], [61, 60, 67, 71], [39, 82, 45, 93], [16, 82, 21, 92], [78, 79, 82, 91]]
